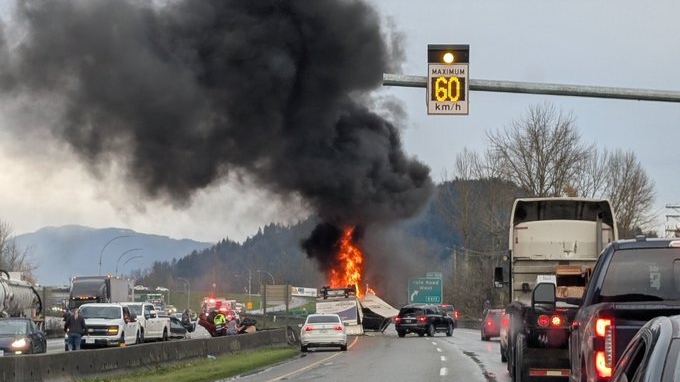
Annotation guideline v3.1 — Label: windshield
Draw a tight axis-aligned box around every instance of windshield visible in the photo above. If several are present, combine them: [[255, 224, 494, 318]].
[[307, 315, 341, 324], [80, 305, 122, 319], [599, 248, 680, 303], [126, 304, 143, 315], [0, 320, 28, 335]]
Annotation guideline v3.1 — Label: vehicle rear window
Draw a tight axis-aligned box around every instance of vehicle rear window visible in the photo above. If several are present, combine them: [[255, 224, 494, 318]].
[[307, 315, 340, 324], [399, 307, 424, 316], [599, 248, 680, 303]]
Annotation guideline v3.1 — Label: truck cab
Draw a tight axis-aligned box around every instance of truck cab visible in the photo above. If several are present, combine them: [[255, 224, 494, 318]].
[[78, 303, 141, 348], [124, 302, 171, 342]]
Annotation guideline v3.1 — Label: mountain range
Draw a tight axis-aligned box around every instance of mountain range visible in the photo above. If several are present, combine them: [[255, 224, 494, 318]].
[[12, 225, 214, 286]]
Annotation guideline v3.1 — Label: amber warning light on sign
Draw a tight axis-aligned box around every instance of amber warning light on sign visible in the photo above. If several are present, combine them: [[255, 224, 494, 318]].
[[427, 44, 470, 115]]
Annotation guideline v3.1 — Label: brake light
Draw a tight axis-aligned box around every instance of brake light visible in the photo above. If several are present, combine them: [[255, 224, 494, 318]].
[[304, 325, 315, 332], [394, 317, 401, 323], [417, 315, 427, 323], [454, 311, 460, 320], [594, 317, 614, 377], [501, 314, 510, 328], [595, 351, 612, 378], [537, 314, 565, 327], [596, 318, 612, 337], [334, 325, 343, 331]]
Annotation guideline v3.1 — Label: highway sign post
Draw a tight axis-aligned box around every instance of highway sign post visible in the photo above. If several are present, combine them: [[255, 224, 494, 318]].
[[408, 277, 442, 304], [427, 44, 469, 115]]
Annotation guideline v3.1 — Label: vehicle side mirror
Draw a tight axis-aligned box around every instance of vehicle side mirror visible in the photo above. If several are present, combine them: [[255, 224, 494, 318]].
[[532, 282, 556, 312], [150, 312, 157, 319]]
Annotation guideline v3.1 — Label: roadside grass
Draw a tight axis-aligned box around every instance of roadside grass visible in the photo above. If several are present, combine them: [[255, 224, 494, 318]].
[[77, 346, 300, 382]]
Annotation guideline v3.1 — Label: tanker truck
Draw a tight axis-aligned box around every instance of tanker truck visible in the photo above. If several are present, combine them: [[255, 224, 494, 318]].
[[0, 270, 43, 320]]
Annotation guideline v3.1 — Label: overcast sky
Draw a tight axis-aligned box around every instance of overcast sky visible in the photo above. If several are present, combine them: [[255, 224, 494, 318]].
[[1, 0, 679, 243]]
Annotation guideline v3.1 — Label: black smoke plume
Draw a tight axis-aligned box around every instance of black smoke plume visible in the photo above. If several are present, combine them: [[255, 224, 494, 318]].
[[1, 0, 433, 274]]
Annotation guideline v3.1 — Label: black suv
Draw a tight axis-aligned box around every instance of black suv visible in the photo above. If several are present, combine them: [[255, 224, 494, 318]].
[[394, 304, 454, 337]]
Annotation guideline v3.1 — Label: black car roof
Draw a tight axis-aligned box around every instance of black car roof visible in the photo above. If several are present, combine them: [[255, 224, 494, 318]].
[[611, 237, 680, 251]]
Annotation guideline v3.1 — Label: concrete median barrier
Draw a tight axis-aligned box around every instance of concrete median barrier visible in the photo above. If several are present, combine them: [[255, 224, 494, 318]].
[[0, 328, 290, 382]]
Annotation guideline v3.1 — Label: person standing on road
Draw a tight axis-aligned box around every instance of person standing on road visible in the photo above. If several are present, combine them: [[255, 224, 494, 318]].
[[64, 308, 88, 351]]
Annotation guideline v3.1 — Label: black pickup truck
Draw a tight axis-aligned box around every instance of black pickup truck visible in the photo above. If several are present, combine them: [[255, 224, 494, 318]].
[[548, 237, 680, 382]]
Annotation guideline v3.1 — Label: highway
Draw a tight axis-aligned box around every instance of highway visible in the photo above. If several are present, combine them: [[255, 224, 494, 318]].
[[44, 325, 509, 381]]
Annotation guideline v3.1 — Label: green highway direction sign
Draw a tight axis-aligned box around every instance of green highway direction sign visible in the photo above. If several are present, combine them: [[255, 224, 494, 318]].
[[408, 277, 442, 304]]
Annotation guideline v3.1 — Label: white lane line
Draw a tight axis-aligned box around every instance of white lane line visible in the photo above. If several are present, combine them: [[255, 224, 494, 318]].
[[440, 367, 448, 376], [432, 341, 437, 345], [436, 348, 442, 352], [441, 356, 446, 362]]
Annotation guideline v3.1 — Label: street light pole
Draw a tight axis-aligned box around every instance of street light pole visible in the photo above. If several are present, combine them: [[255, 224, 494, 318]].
[[115, 248, 143, 276], [121, 255, 143, 276], [177, 277, 190, 310], [98, 235, 132, 275]]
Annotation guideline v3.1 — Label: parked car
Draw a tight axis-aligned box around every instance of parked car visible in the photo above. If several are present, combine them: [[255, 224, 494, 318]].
[[299, 313, 347, 352], [394, 304, 454, 337], [609, 315, 680, 382], [0, 317, 47, 355], [481, 308, 503, 341]]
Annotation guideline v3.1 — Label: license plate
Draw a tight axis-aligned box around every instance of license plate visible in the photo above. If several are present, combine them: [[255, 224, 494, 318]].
[[405, 318, 414, 323], [320, 330, 328, 334], [86, 337, 94, 344]]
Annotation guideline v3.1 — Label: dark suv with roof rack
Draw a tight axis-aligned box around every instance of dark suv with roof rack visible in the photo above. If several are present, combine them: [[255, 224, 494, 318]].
[[394, 304, 454, 337]]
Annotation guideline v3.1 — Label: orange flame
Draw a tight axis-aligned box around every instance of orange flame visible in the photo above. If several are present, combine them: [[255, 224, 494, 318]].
[[329, 226, 363, 297]]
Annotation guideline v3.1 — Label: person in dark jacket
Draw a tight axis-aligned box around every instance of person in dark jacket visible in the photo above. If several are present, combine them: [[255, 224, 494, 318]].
[[64, 308, 88, 351]]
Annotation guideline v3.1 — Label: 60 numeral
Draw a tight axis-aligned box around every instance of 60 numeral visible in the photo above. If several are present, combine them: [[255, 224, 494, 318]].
[[432, 76, 465, 102]]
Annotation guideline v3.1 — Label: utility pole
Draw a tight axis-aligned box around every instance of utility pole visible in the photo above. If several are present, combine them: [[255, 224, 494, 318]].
[[665, 204, 680, 237]]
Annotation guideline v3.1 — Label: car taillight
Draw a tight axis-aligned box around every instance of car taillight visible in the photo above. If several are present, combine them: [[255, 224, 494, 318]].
[[594, 317, 614, 378], [394, 317, 401, 323], [537, 315, 550, 327], [334, 325, 343, 331], [304, 325, 315, 332], [454, 311, 460, 319], [417, 315, 427, 322], [501, 314, 510, 328], [485, 320, 493, 327]]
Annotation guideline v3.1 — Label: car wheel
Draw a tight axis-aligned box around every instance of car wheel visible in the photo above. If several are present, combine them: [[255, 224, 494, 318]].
[[301, 345, 308, 352], [417, 331, 425, 337], [397, 330, 406, 338], [135, 331, 142, 345], [340, 344, 347, 351], [446, 323, 453, 337], [163, 328, 169, 342], [140, 329, 145, 343], [427, 324, 435, 337], [501, 342, 507, 362], [481, 330, 488, 341]]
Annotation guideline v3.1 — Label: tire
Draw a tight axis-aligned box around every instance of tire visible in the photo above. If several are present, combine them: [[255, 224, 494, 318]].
[[427, 324, 435, 337], [340, 344, 347, 351], [446, 323, 453, 337], [135, 331, 142, 345], [501, 343, 507, 362], [513, 334, 528, 382], [418, 331, 425, 337], [140, 329, 145, 343], [301, 345, 308, 352], [397, 330, 406, 338], [162, 328, 169, 342]]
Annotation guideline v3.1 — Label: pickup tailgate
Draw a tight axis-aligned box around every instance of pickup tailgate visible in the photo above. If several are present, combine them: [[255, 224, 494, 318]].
[[598, 302, 680, 363]]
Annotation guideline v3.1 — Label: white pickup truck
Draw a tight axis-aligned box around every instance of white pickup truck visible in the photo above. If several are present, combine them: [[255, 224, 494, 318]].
[[77, 303, 141, 348], [124, 302, 171, 342]]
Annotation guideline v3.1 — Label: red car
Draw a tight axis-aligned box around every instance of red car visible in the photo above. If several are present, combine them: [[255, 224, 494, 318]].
[[481, 308, 503, 341]]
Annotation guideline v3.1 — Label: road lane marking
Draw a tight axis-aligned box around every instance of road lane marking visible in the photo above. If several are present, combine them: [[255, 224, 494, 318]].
[[441, 356, 446, 362], [264, 336, 359, 382], [440, 367, 448, 376]]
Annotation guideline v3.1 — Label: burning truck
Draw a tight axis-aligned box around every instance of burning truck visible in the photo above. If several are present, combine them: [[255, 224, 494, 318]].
[[312, 227, 399, 334]]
